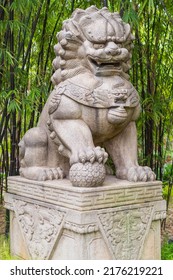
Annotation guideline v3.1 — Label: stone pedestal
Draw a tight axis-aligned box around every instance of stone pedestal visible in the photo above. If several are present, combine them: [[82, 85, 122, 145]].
[[4, 176, 166, 260]]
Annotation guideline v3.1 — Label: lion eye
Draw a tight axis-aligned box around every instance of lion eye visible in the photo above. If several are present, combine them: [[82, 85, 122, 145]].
[[93, 43, 105, 49]]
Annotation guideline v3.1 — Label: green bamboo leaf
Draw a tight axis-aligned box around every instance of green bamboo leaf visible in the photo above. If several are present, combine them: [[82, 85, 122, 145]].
[[0, 21, 8, 34], [0, 4, 7, 15], [138, 0, 155, 16], [123, 5, 138, 26], [149, 0, 155, 14], [8, 99, 21, 113], [138, 0, 148, 17]]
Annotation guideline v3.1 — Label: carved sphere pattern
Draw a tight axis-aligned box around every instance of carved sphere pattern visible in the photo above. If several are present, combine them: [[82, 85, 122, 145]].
[[69, 162, 106, 187]]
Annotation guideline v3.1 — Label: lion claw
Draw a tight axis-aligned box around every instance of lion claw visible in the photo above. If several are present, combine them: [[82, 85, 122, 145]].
[[116, 166, 156, 182], [77, 146, 108, 165]]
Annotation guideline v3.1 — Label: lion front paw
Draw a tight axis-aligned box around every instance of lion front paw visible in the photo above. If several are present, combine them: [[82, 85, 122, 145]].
[[116, 166, 156, 182], [79, 146, 108, 164], [70, 146, 108, 165]]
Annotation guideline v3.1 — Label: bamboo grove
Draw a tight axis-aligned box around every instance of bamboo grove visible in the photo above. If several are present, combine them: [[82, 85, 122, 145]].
[[0, 0, 173, 202]]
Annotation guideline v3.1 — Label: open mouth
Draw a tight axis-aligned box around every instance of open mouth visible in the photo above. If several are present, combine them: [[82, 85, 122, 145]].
[[90, 58, 121, 68], [89, 58, 122, 75]]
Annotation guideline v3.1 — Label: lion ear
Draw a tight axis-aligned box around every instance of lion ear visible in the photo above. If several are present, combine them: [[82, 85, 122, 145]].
[[72, 8, 86, 22], [123, 23, 131, 40], [64, 20, 81, 38]]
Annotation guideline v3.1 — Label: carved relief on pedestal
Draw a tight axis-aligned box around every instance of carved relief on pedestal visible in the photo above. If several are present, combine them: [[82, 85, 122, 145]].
[[64, 221, 99, 234], [153, 210, 166, 221], [98, 206, 154, 259], [13, 199, 66, 259]]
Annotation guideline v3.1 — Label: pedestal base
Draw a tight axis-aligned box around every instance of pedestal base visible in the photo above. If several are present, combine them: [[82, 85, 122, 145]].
[[4, 176, 166, 260]]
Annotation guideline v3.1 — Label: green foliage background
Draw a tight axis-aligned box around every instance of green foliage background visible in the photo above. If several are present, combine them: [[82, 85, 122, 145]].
[[0, 0, 173, 195]]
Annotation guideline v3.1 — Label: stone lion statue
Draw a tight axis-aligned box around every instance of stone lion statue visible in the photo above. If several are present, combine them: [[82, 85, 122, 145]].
[[19, 6, 156, 187]]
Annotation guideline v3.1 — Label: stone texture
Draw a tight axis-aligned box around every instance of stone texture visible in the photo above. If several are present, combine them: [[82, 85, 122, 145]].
[[4, 176, 166, 260], [18, 6, 156, 187]]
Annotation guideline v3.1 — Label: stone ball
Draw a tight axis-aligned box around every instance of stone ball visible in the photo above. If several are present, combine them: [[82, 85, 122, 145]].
[[69, 162, 106, 187]]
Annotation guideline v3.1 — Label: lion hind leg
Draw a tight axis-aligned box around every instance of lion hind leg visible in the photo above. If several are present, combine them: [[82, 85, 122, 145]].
[[19, 127, 64, 181]]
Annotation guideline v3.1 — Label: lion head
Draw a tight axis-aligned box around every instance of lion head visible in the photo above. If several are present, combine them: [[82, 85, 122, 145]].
[[51, 6, 134, 85]]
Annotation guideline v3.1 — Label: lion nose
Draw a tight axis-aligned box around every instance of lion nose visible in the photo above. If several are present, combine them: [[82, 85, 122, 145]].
[[105, 42, 120, 55]]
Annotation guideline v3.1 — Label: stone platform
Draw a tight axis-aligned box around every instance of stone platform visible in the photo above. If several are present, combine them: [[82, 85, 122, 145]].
[[4, 176, 166, 260]]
